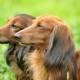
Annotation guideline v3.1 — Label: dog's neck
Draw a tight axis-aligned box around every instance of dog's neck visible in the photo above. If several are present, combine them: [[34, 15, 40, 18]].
[[35, 42, 49, 49], [27, 43, 48, 80]]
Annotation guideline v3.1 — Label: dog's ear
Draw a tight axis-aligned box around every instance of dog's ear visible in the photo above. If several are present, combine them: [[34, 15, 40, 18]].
[[5, 43, 16, 65], [15, 45, 35, 70], [44, 24, 76, 71]]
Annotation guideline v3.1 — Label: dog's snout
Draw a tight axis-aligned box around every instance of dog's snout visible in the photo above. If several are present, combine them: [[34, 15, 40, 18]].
[[14, 34, 21, 41]]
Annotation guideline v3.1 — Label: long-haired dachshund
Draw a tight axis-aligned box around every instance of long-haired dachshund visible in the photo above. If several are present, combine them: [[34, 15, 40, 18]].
[[14, 15, 77, 80], [0, 14, 35, 80]]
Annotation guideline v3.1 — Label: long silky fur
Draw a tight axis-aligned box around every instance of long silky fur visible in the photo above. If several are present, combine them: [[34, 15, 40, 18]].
[[5, 43, 27, 79], [75, 50, 80, 80], [5, 43, 16, 65], [16, 45, 35, 70], [44, 25, 77, 80], [5, 43, 34, 80]]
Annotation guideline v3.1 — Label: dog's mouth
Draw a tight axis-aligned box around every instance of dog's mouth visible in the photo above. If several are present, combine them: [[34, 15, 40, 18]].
[[0, 36, 10, 44], [18, 40, 45, 47], [19, 42, 35, 46], [0, 40, 17, 44]]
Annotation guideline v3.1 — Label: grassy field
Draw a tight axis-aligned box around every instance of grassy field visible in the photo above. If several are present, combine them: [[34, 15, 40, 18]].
[[0, 0, 80, 80]]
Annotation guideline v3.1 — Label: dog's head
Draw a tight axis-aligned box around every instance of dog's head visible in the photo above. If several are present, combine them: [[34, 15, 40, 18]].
[[14, 15, 73, 47], [0, 14, 35, 43]]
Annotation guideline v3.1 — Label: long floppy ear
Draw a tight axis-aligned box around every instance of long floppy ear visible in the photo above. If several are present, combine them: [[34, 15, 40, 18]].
[[15, 45, 35, 70], [44, 24, 76, 72], [5, 43, 16, 65]]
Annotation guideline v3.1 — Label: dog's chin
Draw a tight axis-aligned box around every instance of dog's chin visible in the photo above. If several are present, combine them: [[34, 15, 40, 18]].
[[18, 40, 45, 46], [0, 41, 10, 44], [0, 40, 17, 44]]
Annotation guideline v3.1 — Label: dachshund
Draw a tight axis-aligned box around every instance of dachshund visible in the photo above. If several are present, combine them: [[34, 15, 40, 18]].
[[14, 15, 77, 80], [0, 14, 35, 80]]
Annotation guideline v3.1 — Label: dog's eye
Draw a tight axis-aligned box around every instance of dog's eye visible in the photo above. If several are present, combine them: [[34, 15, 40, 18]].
[[37, 24, 43, 27], [37, 24, 44, 29], [11, 24, 18, 29]]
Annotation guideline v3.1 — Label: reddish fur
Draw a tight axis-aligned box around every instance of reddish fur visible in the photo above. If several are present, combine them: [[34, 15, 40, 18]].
[[0, 14, 35, 80], [15, 15, 79, 80], [75, 50, 80, 80]]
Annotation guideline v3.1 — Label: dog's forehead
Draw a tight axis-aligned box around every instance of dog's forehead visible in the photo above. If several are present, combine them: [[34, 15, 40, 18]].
[[32, 15, 68, 30], [8, 16, 29, 25], [34, 15, 64, 23], [8, 16, 20, 22], [32, 18, 54, 30], [33, 15, 56, 25]]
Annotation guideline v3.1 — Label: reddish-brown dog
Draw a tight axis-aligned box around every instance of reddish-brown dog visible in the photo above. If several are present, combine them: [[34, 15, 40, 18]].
[[14, 15, 77, 80], [0, 14, 35, 80]]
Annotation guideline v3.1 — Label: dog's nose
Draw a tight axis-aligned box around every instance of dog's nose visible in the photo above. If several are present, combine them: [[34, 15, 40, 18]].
[[14, 34, 21, 41]]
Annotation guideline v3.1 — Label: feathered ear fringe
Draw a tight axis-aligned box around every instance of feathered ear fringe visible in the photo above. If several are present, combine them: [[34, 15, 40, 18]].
[[5, 42, 35, 70], [5, 43, 16, 65], [16, 45, 34, 70], [44, 25, 76, 79]]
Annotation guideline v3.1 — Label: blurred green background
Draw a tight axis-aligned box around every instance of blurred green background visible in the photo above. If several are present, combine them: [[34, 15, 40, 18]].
[[0, 0, 80, 80]]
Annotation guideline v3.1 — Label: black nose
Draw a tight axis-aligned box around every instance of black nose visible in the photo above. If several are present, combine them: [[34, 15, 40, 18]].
[[14, 34, 21, 41]]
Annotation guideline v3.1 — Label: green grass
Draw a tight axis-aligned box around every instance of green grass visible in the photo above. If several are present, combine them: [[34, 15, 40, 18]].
[[0, 0, 80, 80]]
